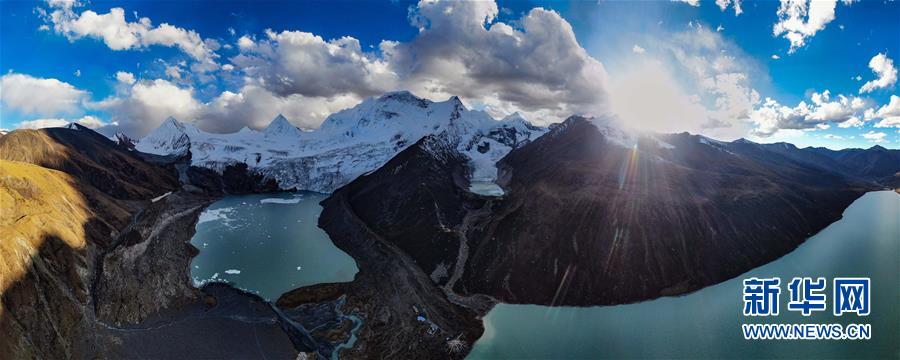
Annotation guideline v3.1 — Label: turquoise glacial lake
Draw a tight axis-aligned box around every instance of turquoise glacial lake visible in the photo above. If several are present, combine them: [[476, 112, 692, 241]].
[[469, 191, 899, 359], [189, 192, 358, 300]]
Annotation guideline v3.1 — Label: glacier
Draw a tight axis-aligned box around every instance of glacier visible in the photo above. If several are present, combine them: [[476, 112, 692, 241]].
[[136, 91, 547, 193]]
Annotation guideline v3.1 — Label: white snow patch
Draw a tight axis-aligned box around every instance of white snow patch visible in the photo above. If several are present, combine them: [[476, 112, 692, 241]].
[[151, 191, 172, 203]]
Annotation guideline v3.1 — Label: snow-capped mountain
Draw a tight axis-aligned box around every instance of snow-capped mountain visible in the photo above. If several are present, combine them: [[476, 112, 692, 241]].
[[136, 91, 546, 192], [135, 117, 193, 156]]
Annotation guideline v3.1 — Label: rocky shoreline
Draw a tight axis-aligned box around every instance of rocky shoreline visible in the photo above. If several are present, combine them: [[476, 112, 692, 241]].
[[92, 187, 483, 359]]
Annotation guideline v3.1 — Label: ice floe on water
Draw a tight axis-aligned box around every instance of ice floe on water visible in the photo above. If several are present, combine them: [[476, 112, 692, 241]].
[[259, 196, 303, 204], [224, 269, 241, 275], [197, 206, 237, 226]]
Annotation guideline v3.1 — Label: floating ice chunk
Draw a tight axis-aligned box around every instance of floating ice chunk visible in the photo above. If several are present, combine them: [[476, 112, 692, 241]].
[[197, 207, 236, 225], [260, 197, 303, 204], [212, 273, 219, 279], [224, 269, 241, 275]]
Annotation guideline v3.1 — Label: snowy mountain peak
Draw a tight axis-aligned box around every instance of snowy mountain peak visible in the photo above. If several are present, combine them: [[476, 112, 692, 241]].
[[135, 116, 192, 156], [136, 91, 547, 192], [378, 90, 432, 108], [264, 114, 302, 138], [161, 116, 186, 132], [501, 112, 527, 123]]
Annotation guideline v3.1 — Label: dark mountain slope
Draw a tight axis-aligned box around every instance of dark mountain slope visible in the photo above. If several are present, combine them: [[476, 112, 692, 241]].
[[458, 117, 877, 305], [0, 124, 179, 199], [727, 141, 900, 186], [321, 116, 883, 310], [316, 134, 485, 358]]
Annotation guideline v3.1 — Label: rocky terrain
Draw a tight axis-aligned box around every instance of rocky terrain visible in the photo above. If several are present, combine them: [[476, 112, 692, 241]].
[[319, 116, 895, 309], [1, 109, 897, 359], [0, 124, 484, 359], [0, 127, 302, 358]]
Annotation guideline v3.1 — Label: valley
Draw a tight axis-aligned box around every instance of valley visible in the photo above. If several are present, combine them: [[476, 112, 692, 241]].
[[1, 92, 898, 359]]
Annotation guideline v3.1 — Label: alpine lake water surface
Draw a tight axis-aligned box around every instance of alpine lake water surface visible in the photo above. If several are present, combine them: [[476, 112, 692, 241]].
[[189, 190, 898, 359], [189, 192, 358, 300], [468, 191, 899, 359]]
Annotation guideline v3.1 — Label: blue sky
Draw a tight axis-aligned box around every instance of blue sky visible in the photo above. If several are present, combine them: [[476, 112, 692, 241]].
[[1, 0, 897, 149]]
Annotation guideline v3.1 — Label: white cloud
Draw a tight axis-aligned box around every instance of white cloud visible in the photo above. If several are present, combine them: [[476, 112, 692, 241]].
[[93, 79, 201, 136], [823, 133, 843, 140], [74, 69, 81, 77], [197, 84, 361, 133], [115, 71, 136, 84], [716, 0, 743, 15], [387, 0, 610, 123], [771, 54, 780, 60], [165, 65, 182, 80], [859, 53, 897, 93], [632, 44, 646, 54], [232, 30, 398, 98], [806, 90, 867, 121], [874, 117, 900, 129], [672, 0, 700, 7], [837, 116, 863, 128], [42, 4, 218, 72], [872, 95, 900, 117], [16, 115, 106, 129], [749, 90, 868, 136], [0, 73, 88, 116], [861, 130, 886, 143], [773, 0, 842, 53], [870, 95, 900, 128]]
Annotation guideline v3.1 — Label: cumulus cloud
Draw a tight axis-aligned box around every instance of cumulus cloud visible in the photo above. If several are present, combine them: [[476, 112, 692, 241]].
[[672, 0, 700, 7], [632, 45, 645, 54], [231, 30, 398, 98], [716, 0, 743, 15], [115, 71, 136, 84], [385, 0, 609, 123], [870, 95, 900, 128], [773, 0, 847, 53], [41, 3, 219, 72], [196, 84, 362, 132], [33, 0, 615, 134], [837, 116, 863, 128], [749, 90, 868, 136], [859, 53, 897, 93], [16, 115, 106, 129], [93, 79, 201, 136], [0, 73, 88, 116], [861, 130, 886, 143]]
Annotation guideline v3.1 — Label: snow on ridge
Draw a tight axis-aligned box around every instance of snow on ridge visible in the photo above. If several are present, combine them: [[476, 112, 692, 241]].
[[137, 92, 547, 192]]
